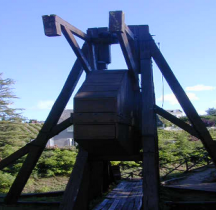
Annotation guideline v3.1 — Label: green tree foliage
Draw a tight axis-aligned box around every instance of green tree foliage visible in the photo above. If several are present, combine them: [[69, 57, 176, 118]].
[[0, 73, 22, 120], [0, 74, 28, 159], [206, 107, 216, 116]]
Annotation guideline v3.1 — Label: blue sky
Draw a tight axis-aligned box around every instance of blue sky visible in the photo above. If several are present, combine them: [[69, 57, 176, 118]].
[[1, 0, 216, 120]]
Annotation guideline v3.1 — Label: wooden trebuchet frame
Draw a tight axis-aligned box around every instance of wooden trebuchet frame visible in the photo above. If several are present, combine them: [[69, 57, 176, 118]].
[[149, 39, 216, 165], [1, 11, 215, 210]]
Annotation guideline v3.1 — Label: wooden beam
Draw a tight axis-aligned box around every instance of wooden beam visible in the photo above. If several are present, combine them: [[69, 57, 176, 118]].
[[154, 105, 199, 138], [59, 148, 89, 210], [0, 145, 29, 170], [4, 43, 88, 204], [61, 26, 92, 74], [0, 116, 73, 170], [139, 26, 159, 210], [42, 15, 89, 40], [150, 40, 216, 166], [88, 154, 142, 161], [109, 11, 138, 85]]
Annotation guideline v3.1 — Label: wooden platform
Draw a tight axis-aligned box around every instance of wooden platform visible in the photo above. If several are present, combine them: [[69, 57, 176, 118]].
[[93, 179, 142, 210]]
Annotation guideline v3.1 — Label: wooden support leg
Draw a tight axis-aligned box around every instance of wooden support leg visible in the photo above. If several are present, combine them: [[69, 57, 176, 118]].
[[4, 43, 89, 204], [60, 149, 89, 210], [60, 152, 113, 210], [150, 41, 216, 166], [139, 26, 159, 210]]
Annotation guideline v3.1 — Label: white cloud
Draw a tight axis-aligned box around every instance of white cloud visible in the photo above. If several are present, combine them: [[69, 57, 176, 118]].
[[186, 84, 215, 91], [37, 100, 54, 110], [157, 92, 199, 105]]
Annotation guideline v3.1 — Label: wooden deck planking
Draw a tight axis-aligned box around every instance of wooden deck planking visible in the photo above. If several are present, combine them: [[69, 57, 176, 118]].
[[93, 180, 142, 210]]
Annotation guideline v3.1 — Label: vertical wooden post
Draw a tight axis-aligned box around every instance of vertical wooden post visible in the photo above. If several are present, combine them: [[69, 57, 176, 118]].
[[60, 149, 89, 210], [139, 26, 159, 210]]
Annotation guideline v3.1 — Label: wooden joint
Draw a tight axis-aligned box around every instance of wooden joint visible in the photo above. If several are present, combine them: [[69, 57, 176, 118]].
[[109, 11, 134, 40], [109, 11, 125, 33], [42, 15, 89, 40], [61, 26, 92, 73], [42, 15, 61, 37]]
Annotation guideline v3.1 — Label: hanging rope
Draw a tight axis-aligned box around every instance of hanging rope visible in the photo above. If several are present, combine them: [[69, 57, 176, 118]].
[[158, 42, 164, 108]]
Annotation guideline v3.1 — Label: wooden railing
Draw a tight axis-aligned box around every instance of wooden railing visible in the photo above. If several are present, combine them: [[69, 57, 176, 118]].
[[119, 152, 212, 180]]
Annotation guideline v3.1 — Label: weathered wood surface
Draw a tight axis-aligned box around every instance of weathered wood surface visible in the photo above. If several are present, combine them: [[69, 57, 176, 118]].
[[93, 180, 142, 210], [155, 105, 199, 138], [42, 15, 88, 40], [109, 11, 138, 86], [61, 26, 92, 74], [60, 149, 89, 210], [150, 39, 216, 166], [4, 43, 89, 204], [139, 26, 159, 210], [0, 145, 29, 170]]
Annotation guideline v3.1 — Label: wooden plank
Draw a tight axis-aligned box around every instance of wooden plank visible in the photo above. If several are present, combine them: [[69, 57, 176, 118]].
[[0, 145, 29, 170], [42, 15, 89, 40], [75, 98, 117, 113], [60, 148, 89, 210], [87, 28, 98, 70], [73, 113, 131, 125], [154, 105, 199, 138], [109, 11, 138, 86], [150, 40, 216, 166], [89, 154, 142, 161], [75, 124, 116, 140], [4, 43, 88, 204], [61, 26, 92, 74], [139, 25, 159, 210]]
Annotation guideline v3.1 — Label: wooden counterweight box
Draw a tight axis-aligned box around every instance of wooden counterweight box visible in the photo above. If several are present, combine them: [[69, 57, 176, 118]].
[[74, 70, 141, 157]]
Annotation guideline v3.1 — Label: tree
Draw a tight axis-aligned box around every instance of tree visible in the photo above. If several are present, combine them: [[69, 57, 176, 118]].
[[206, 107, 216, 116], [0, 73, 23, 121], [0, 73, 26, 156]]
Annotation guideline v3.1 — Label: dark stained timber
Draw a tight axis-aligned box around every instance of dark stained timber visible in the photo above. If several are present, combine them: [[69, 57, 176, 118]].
[[139, 26, 159, 210], [155, 105, 199, 138], [59, 149, 89, 210], [0, 145, 29, 170], [4, 43, 88, 204], [4, 10, 216, 210], [109, 11, 138, 86], [150, 40, 216, 166], [42, 15, 89, 40], [61, 26, 92, 74]]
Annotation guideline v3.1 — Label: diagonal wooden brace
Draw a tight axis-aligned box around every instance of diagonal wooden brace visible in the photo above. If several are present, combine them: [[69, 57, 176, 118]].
[[4, 43, 89, 204], [154, 105, 199, 138], [61, 26, 92, 73], [109, 11, 139, 86], [150, 40, 216, 166], [42, 15, 89, 40]]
